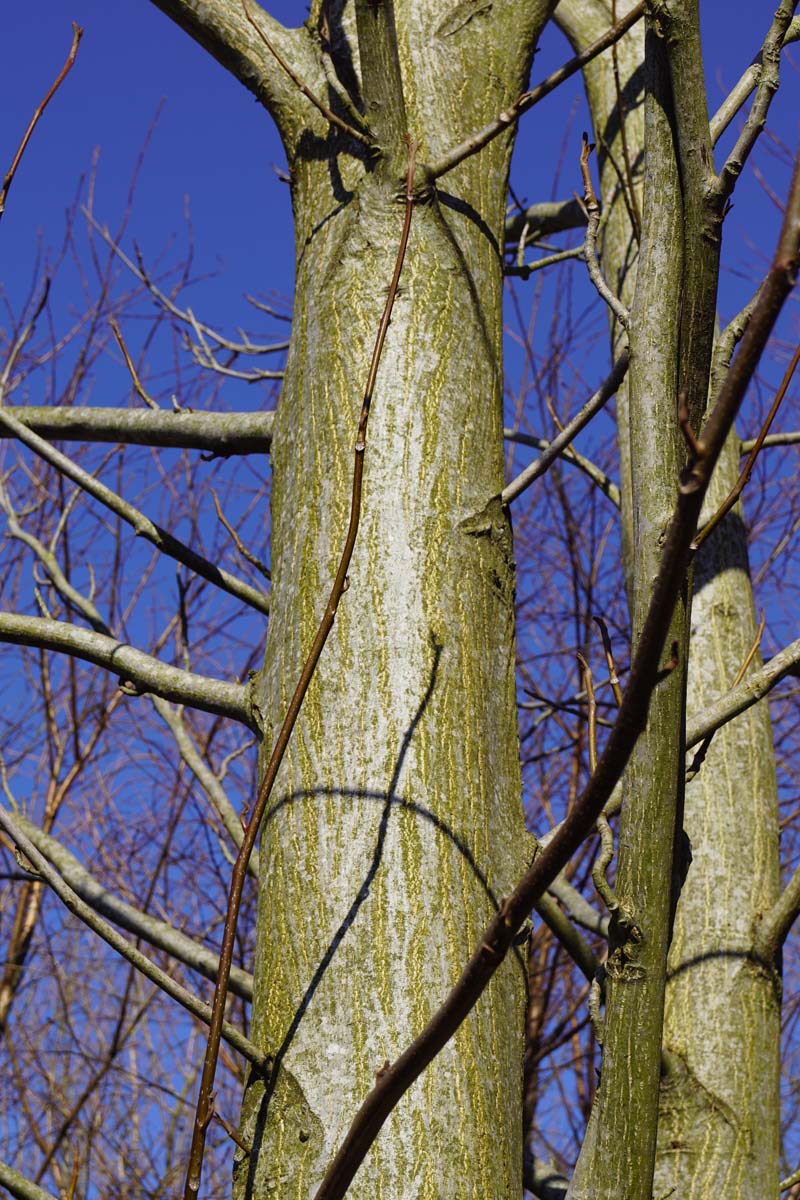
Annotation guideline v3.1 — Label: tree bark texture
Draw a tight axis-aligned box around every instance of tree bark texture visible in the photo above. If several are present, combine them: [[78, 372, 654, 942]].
[[227, 5, 553, 1197]]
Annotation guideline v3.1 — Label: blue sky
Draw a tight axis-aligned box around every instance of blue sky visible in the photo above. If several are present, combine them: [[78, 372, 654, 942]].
[[2, 2, 796, 348]]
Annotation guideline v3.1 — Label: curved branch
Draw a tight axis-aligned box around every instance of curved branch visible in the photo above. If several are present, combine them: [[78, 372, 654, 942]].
[[3, 406, 273, 454], [145, 0, 310, 140], [0, 407, 271, 614], [5, 807, 254, 1001], [0, 613, 255, 728], [151, 696, 260, 878]]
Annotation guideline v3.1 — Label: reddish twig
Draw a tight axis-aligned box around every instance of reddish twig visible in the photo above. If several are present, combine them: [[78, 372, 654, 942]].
[[181, 137, 419, 1200], [0, 22, 83, 220], [692, 341, 800, 550], [311, 147, 800, 1200], [109, 316, 159, 410]]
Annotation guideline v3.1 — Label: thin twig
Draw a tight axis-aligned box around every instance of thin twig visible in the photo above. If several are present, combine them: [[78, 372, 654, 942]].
[[181, 138, 419, 1200], [594, 616, 624, 707], [0, 805, 264, 1066], [504, 244, 586, 278], [242, 0, 374, 147], [109, 316, 159, 409], [0, 23, 83, 219], [502, 351, 629, 505], [211, 488, 271, 579], [580, 133, 631, 331], [693, 342, 800, 550], [427, 1, 646, 180]]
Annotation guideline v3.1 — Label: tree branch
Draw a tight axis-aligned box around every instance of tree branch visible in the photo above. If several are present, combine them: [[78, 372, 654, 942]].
[[504, 429, 620, 507], [0, 805, 263, 1064], [0, 613, 255, 728], [5, 807, 254, 1001], [709, 15, 800, 144], [144, 0, 312, 140], [0, 1160, 56, 1200], [150, 696, 260, 878], [0, 406, 271, 614], [0, 23, 82, 220], [505, 198, 587, 247], [714, 2, 798, 199], [3, 405, 273, 454], [685, 635, 800, 749], [502, 351, 629, 505], [427, 1, 646, 180]]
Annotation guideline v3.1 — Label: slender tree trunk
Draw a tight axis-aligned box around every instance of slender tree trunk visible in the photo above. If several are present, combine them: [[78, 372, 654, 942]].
[[558, 4, 782, 1196], [233, 5, 553, 1196]]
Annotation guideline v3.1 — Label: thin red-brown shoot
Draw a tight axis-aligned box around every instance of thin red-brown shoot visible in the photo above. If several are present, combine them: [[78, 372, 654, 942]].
[[181, 138, 418, 1200], [0, 23, 83, 220], [693, 341, 800, 550]]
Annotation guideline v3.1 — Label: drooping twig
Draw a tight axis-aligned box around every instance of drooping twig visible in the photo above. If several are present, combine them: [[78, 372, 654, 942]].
[[6, 807, 254, 999], [427, 1, 645, 180], [181, 138, 419, 1200], [310, 147, 800, 1200], [693, 342, 800, 550], [242, 0, 374, 147], [211, 488, 271, 579], [0, 23, 83, 220]]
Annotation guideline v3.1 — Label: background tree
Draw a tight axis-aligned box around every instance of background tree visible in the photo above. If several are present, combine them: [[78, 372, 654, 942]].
[[1, 4, 800, 1200]]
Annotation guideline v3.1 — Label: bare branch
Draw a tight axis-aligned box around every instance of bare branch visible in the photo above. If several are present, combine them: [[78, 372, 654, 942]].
[[0, 406, 271, 614], [0, 1160, 57, 1200], [579, 133, 631, 330], [714, 3, 799, 198], [504, 429, 620, 507], [3, 405, 273, 454], [709, 15, 800, 144], [502, 351, 629, 505], [0, 23, 82, 220], [685, 634, 800, 750], [427, 1, 645, 180], [505, 198, 586, 246], [0, 613, 255, 727], [0, 805, 263, 1065], [150, 696, 260, 878], [5, 807, 254, 1001]]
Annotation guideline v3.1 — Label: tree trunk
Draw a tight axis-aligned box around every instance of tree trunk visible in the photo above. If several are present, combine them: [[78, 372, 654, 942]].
[[558, 5, 782, 1196], [233, 5, 553, 1196]]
